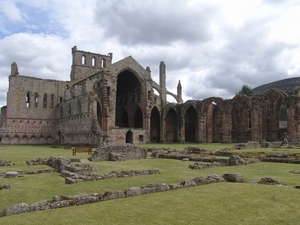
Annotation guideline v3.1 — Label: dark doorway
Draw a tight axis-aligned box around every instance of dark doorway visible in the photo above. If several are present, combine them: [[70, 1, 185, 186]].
[[126, 130, 133, 144], [150, 107, 160, 142], [185, 106, 197, 142], [165, 108, 178, 142], [134, 108, 143, 128]]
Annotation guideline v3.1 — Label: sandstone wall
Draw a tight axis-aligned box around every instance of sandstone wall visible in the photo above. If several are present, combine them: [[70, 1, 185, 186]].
[[88, 144, 147, 161]]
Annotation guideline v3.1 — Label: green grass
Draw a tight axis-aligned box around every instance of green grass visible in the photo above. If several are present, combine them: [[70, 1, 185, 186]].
[[1, 144, 300, 225]]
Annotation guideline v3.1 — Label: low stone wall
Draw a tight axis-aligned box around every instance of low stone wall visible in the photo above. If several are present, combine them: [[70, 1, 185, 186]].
[[261, 153, 300, 164], [0, 169, 54, 177], [189, 162, 224, 169], [88, 144, 147, 161], [26, 158, 48, 166], [0, 159, 14, 166], [0, 174, 225, 217], [63, 168, 160, 184], [0, 184, 13, 190]]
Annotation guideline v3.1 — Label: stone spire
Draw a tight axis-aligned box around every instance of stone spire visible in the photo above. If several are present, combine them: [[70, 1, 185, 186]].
[[177, 80, 183, 103]]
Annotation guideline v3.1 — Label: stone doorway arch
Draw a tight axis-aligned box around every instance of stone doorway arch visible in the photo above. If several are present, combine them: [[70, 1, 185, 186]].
[[126, 130, 133, 144]]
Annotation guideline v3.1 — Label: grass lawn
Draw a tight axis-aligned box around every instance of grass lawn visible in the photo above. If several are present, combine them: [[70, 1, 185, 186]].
[[0, 144, 300, 225]]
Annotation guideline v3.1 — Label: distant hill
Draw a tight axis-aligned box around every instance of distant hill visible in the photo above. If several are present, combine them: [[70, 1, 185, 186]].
[[253, 77, 300, 94]]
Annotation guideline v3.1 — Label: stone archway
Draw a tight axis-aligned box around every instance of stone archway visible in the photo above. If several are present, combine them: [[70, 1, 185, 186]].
[[165, 108, 178, 143], [184, 106, 197, 142], [115, 70, 142, 128], [126, 130, 133, 144], [150, 106, 161, 143]]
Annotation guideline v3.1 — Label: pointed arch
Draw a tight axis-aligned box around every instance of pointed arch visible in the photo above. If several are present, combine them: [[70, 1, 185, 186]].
[[12, 134, 21, 144], [150, 106, 161, 143], [20, 135, 28, 144], [92, 56, 96, 66], [126, 130, 133, 144], [50, 94, 54, 108], [101, 58, 106, 67], [184, 105, 198, 142], [34, 92, 38, 108], [261, 88, 289, 141], [229, 94, 252, 142], [43, 93, 47, 108], [115, 69, 143, 128], [26, 92, 31, 108], [164, 105, 178, 143], [82, 55, 86, 65], [134, 107, 143, 128]]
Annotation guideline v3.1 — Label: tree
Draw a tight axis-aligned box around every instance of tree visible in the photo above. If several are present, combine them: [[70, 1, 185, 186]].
[[237, 85, 253, 96], [279, 104, 287, 121]]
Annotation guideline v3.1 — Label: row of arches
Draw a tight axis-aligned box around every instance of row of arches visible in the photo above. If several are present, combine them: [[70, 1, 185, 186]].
[[0, 134, 53, 144], [157, 88, 291, 143]]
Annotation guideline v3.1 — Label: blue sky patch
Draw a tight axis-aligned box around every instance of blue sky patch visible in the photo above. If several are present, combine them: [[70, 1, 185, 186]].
[[0, 2, 67, 39]]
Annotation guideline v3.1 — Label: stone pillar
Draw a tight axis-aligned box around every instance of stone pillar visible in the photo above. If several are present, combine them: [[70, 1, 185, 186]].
[[144, 116, 151, 142], [198, 115, 206, 142], [222, 113, 232, 143], [159, 62, 167, 106], [180, 117, 185, 143], [287, 104, 296, 142], [252, 109, 263, 142], [292, 87, 300, 143], [161, 118, 166, 143]]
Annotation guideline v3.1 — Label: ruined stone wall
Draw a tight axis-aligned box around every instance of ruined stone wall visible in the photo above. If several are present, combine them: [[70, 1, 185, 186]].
[[88, 144, 147, 161], [70, 46, 112, 81], [3, 47, 300, 145], [0, 74, 67, 144]]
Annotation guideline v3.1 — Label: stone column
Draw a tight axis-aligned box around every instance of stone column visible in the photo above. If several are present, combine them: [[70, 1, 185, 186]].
[[252, 108, 262, 142], [222, 113, 232, 143], [144, 115, 151, 142], [287, 104, 295, 140], [198, 115, 206, 142]]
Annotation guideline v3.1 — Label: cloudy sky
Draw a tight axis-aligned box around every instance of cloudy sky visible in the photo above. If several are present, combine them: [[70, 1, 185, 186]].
[[0, 0, 300, 108]]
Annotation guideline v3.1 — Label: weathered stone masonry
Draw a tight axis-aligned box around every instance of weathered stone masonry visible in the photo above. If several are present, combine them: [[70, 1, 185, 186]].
[[1, 46, 300, 145]]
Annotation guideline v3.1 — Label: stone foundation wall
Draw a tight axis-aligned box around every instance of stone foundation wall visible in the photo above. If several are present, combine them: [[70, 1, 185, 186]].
[[88, 144, 147, 161]]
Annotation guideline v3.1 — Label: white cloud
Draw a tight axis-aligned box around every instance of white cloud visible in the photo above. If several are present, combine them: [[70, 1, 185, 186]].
[[0, 1, 25, 22]]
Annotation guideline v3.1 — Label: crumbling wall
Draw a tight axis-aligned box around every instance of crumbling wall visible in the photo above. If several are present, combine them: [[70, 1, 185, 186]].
[[88, 144, 147, 161]]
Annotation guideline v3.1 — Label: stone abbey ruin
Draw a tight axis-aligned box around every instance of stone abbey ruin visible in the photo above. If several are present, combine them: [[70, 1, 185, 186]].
[[1, 46, 300, 145]]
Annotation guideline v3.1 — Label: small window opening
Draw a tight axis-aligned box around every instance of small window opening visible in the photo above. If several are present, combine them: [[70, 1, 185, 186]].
[[81, 55, 86, 65], [26, 92, 30, 108], [101, 58, 106, 67], [139, 135, 144, 142], [92, 57, 96, 66], [34, 93, 38, 108], [50, 94, 54, 108], [43, 94, 47, 108]]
